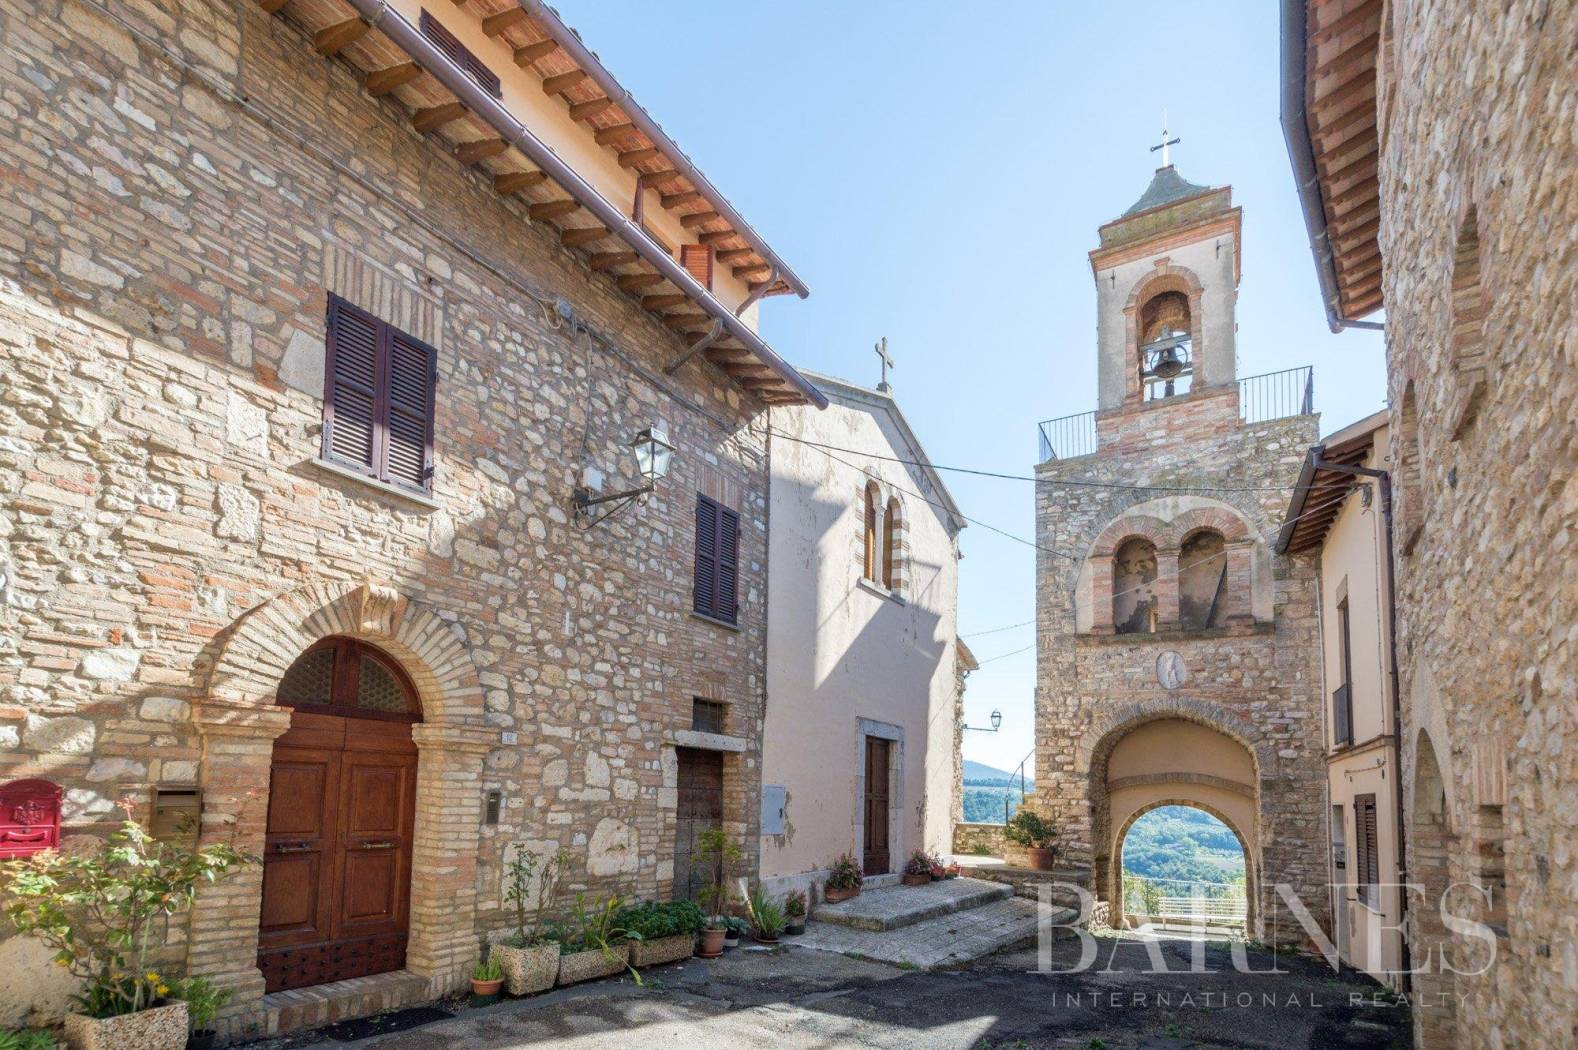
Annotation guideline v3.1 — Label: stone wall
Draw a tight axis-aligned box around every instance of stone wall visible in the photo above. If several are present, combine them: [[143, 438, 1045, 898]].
[[1034, 402, 1328, 945], [1378, 1, 1578, 1045], [0, 0, 776, 1032], [952, 821, 1006, 856]]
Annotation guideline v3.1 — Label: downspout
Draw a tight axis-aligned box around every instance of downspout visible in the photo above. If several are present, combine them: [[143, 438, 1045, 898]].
[[1310, 448, 1412, 992], [1278, 0, 1385, 334], [339, 0, 827, 408], [517, 0, 809, 300], [663, 267, 776, 375]]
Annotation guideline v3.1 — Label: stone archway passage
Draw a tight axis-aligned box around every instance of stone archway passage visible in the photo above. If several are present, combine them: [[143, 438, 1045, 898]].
[[1117, 803, 1249, 929]]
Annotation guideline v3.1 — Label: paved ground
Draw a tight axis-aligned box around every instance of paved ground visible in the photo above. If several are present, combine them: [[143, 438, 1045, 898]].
[[280, 932, 1412, 1049]]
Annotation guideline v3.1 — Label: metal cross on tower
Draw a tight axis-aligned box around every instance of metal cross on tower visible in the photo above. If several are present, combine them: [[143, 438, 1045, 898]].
[[1151, 116, 1180, 168], [874, 336, 894, 392]]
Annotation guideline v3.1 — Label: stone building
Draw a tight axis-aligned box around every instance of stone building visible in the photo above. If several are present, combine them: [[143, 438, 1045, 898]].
[[1277, 410, 1404, 984], [1032, 161, 1329, 942], [1282, 1, 1578, 1045], [760, 371, 966, 897], [0, 0, 828, 1037]]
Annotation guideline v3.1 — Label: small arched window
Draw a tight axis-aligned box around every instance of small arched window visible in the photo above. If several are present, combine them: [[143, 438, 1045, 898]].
[[1178, 530, 1228, 630], [1138, 290, 1193, 400], [862, 482, 880, 581], [882, 497, 901, 590], [275, 636, 421, 721], [1113, 537, 1159, 634]]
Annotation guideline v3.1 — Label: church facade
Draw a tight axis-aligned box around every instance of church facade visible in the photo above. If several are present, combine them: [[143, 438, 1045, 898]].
[[1032, 164, 1329, 942]]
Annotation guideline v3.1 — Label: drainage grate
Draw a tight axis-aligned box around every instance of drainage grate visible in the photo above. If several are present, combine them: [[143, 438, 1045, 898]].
[[318, 1006, 454, 1042]]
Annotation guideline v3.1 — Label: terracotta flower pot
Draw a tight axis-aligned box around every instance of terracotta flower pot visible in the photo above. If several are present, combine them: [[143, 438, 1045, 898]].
[[470, 976, 505, 998], [64, 1001, 188, 1050], [824, 885, 859, 903], [698, 927, 727, 958], [630, 933, 696, 967], [491, 941, 560, 996], [1026, 846, 1056, 871]]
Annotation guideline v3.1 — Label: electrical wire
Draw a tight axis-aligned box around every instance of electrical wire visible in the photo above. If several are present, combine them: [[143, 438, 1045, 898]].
[[962, 618, 1036, 638]]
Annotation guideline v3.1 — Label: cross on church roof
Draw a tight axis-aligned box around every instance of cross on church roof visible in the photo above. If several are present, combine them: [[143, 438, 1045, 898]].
[[874, 336, 894, 392], [1150, 115, 1180, 168]]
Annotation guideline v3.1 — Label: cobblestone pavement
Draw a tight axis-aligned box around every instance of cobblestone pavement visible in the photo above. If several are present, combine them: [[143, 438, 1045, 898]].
[[281, 932, 1412, 1049]]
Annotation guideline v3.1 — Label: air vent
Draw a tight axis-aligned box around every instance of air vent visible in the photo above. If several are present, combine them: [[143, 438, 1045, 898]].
[[420, 10, 503, 100]]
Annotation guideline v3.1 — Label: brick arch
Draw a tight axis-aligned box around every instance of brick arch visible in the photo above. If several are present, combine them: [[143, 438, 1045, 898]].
[[1172, 504, 1255, 547], [207, 579, 486, 724], [1077, 697, 1275, 777], [1089, 514, 1177, 558], [1122, 264, 1207, 399], [882, 491, 908, 593]]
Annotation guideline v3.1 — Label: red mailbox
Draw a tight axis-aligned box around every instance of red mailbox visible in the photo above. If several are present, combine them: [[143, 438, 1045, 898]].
[[0, 779, 62, 859]]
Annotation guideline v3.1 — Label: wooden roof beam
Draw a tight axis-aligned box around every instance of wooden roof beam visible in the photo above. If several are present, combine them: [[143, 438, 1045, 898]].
[[589, 251, 639, 271], [561, 227, 608, 247], [514, 39, 558, 66], [594, 123, 637, 145], [618, 148, 661, 168], [413, 102, 467, 133], [529, 199, 581, 221], [494, 170, 547, 195], [733, 263, 771, 279], [1310, 1, 1381, 46], [642, 294, 689, 310], [541, 70, 588, 94], [1311, 34, 1380, 83], [697, 231, 736, 246], [456, 138, 507, 165], [315, 17, 369, 56], [617, 273, 664, 291], [1334, 216, 1380, 253], [258, 0, 291, 14], [661, 190, 703, 208], [366, 61, 421, 97], [663, 313, 710, 330], [680, 211, 720, 229], [715, 248, 755, 264], [481, 7, 528, 36], [638, 169, 678, 186], [569, 98, 614, 121]]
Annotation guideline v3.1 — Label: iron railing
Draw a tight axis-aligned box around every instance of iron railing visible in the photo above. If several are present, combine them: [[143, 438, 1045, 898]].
[[1238, 365, 1315, 424], [1035, 366, 1314, 462], [1037, 410, 1098, 463]]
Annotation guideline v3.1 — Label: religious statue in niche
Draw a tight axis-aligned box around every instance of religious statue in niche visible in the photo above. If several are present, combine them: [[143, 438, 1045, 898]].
[[1156, 650, 1189, 691], [0, 778, 63, 859]]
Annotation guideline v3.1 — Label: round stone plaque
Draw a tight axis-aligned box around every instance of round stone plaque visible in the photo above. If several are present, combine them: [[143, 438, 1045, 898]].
[[1156, 650, 1188, 690]]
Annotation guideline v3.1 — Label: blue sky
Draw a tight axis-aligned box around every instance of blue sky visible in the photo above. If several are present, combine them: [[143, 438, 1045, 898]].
[[553, 0, 1388, 775]]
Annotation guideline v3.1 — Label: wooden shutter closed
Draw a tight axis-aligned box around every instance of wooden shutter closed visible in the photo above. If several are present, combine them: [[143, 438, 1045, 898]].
[[681, 245, 712, 291], [325, 297, 380, 476], [692, 494, 739, 623], [419, 9, 502, 98], [323, 295, 438, 493], [1355, 793, 1379, 904]]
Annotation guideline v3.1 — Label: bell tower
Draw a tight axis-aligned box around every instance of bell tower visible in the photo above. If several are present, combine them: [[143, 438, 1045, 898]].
[[1090, 157, 1242, 414]]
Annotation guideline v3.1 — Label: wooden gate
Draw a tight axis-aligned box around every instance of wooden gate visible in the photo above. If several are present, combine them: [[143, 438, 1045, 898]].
[[674, 747, 724, 901], [863, 738, 891, 875]]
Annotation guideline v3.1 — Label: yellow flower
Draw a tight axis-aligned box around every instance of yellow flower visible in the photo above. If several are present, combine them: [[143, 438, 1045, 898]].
[[156, 985, 170, 996], [145, 971, 160, 982]]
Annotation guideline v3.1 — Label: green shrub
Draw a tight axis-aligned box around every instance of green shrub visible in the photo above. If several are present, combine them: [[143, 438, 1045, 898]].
[[0, 1031, 55, 1050], [825, 852, 862, 890], [471, 956, 502, 982], [616, 900, 706, 941], [746, 885, 786, 939], [1003, 810, 1057, 850], [170, 975, 232, 1032]]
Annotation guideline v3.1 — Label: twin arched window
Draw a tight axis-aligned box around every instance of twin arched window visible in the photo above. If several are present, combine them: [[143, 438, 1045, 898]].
[[1110, 527, 1232, 633], [862, 483, 903, 592]]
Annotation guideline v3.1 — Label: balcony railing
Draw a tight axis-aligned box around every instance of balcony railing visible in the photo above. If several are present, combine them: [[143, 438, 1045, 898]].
[[1036, 366, 1315, 462]]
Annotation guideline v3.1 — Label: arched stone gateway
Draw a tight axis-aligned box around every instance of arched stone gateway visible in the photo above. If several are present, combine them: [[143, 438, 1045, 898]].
[[187, 581, 495, 1027], [1080, 701, 1266, 935]]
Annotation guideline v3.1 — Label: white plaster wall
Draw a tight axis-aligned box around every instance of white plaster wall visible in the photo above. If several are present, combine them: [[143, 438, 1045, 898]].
[[1095, 234, 1239, 409], [761, 391, 960, 891]]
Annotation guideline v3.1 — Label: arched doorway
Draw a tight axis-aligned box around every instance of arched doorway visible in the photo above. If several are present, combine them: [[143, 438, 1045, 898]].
[[1118, 803, 1249, 931], [1089, 716, 1261, 934], [257, 636, 421, 992], [1408, 731, 1458, 1047]]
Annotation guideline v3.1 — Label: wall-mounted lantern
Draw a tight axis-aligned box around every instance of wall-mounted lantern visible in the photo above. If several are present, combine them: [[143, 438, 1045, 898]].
[[963, 709, 1003, 733], [572, 427, 676, 528]]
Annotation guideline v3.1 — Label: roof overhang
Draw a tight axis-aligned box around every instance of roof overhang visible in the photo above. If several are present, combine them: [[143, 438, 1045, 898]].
[[1280, 0, 1386, 331], [255, 0, 825, 407], [1276, 408, 1387, 554]]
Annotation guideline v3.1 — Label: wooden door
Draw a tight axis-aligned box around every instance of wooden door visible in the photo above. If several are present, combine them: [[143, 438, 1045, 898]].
[[674, 748, 724, 901], [863, 738, 891, 875], [258, 712, 416, 993]]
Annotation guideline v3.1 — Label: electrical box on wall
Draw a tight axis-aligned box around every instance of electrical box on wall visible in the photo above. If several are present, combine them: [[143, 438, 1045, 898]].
[[760, 784, 786, 837], [150, 788, 201, 845]]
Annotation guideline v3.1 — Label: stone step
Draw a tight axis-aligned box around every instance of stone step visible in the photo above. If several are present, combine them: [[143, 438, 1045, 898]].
[[793, 896, 1077, 970], [812, 877, 1013, 932]]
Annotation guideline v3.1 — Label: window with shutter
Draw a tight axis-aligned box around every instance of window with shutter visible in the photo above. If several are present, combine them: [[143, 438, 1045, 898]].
[[419, 9, 502, 99], [692, 493, 739, 624], [680, 244, 712, 291], [1355, 793, 1379, 906], [323, 295, 438, 494]]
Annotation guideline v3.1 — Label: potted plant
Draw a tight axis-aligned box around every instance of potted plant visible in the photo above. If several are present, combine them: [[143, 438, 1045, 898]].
[[745, 885, 787, 944], [618, 900, 705, 967], [554, 892, 641, 986], [0, 1030, 56, 1050], [783, 890, 807, 935], [902, 849, 933, 885], [823, 852, 862, 903], [470, 956, 505, 1001], [693, 826, 743, 958], [928, 853, 947, 881], [1004, 809, 1059, 871], [944, 862, 962, 879], [0, 798, 253, 1050], [720, 915, 749, 950], [170, 976, 231, 1050], [490, 845, 568, 996]]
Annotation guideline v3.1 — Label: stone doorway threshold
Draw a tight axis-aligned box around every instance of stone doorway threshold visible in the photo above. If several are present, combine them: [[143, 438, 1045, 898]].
[[794, 877, 1074, 969], [258, 971, 430, 1039]]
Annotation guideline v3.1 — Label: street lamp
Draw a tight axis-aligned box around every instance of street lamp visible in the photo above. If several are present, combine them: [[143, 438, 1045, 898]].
[[573, 427, 676, 528], [963, 709, 1003, 733]]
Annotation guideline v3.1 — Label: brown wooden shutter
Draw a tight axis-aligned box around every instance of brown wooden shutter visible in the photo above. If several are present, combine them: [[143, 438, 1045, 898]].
[[681, 244, 712, 291], [419, 9, 502, 98], [1355, 793, 1379, 905], [384, 329, 437, 491], [692, 494, 738, 623], [324, 296, 379, 477]]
